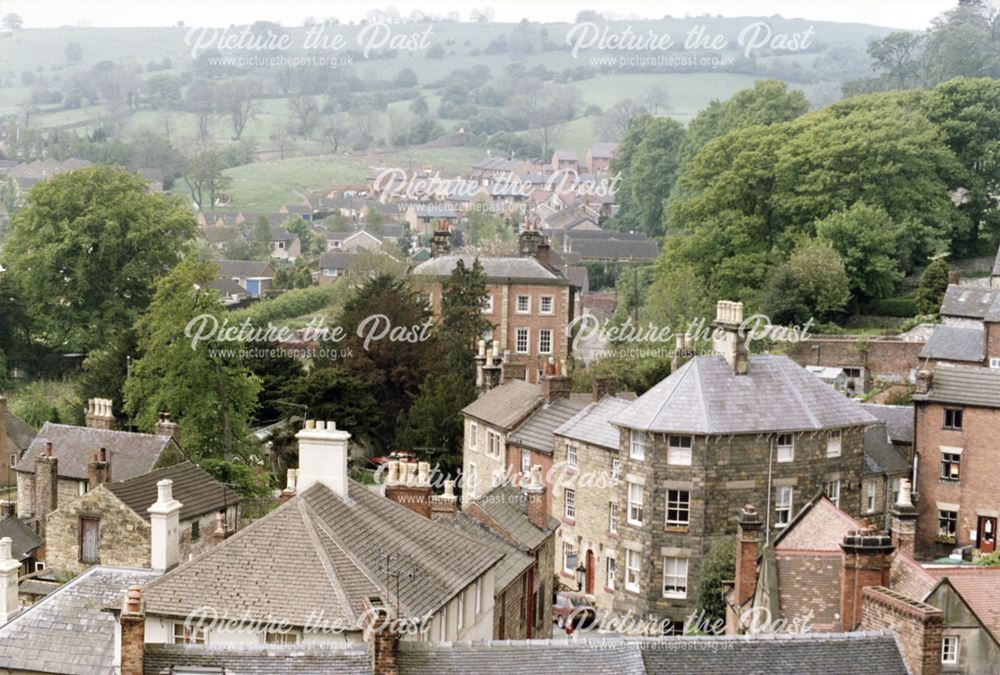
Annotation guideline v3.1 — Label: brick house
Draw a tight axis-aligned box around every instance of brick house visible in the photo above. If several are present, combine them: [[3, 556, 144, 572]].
[[585, 142, 618, 173], [602, 301, 876, 629], [212, 259, 275, 298], [0, 396, 34, 494], [44, 461, 240, 575]]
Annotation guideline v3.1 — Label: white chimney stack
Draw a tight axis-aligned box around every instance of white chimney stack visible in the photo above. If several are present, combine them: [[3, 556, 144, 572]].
[[0, 537, 21, 624], [148, 479, 182, 572], [295, 420, 352, 499]]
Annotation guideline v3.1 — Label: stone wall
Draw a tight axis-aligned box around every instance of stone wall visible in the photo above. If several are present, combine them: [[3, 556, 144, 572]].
[[493, 576, 526, 639], [15, 474, 86, 518], [534, 537, 555, 637], [462, 416, 509, 504]]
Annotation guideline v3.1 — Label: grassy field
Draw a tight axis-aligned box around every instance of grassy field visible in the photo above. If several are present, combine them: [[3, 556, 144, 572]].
[[224, 155, 369, 211]]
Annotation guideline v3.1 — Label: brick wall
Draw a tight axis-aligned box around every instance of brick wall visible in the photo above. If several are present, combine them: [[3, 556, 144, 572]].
[[493, 578, 526, 639], [861, 586, 943, 675], [785, 337, 926, 393]]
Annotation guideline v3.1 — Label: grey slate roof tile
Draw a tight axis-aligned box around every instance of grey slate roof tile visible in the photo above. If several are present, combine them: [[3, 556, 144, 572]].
[[0, 516, 44, 561], [939, 285, 998, 319], [462, 380, 542, 430], [467, 483, 558, 551], [555, 396, 632, 449], [213, 259, 274, 279], [863, 424, 911, 476], [105, 461, 240, 522], [144, 644, 372, 675], [860, 404, 914, 445], [508, 394, 591, 454], [1, 408, 35, 450], [411, 256, 566, 283], [919, 324, 984, 362], [915, 364, 1000, 409]]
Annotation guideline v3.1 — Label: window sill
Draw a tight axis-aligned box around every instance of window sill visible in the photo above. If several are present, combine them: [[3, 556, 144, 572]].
[[604, 586, 615, 593], [624, 585, 641, 595], [662, 592, 687, 600], [561, 517, 576, 526], [564, 466, 578, 475], [626, 520, 643, 528], [560, 571, 575, 579], [664, 526, 690, 534]]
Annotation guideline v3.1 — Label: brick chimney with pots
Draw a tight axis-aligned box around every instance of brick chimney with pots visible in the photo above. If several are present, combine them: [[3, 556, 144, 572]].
[[591, 377, 618, 403], [890, 479, 918, 560], [861, 586, 943, 675], [384, 460, 433, 519], [539, 358, 571, 404], [915, 370, 932, 395], [148, 479, 182, 572], [155, 413, 179, 441], [523, 465, 549, 530], [87, 448, 110, 489], [33, 442, 58, 535], [712, 301, 749, 375], [430, 221, 452, 258], [365, 606, 401, 675], [839, 529, 894, 631], [734, 504, 762, 610], [119, 585, 146, 675], [430, 479, 458, 519], [85, 398, 115, 430], [518, 223, 544, 258], [0, 536, 20, 625], [295, 420, 352, 500]]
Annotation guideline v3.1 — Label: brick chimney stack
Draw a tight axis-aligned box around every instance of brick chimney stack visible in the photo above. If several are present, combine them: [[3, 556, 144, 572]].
[[861, 586, 943, 675], [430, 479, 458, 519], [148, 479, 182, 572], [518, 223, 544, 258], [384, 460, 433, 519], [915, 370, 932, 395], [154, 413, 179, 441], [0, 537, 20, 625], [366, 606, 401, 675], [734, 503, 762, 610], [890, 479, 918, 559], [591, 377, 618, 403], [539, 358, 571, 404], [523, 465, 548, 530], [119, 585, 146, 675], [33, 441, 58, 535], [87, 448, 110, 489], [295, 420, 352, 500], [430, 221, 452, 258], [499, 359, 527, 385], [85, 398, 115, 430], [712, 301, 749, 375], [840, 529, 894, 631]]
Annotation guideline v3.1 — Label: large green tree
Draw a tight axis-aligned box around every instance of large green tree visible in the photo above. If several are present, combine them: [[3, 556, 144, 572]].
[[4, 166, 196, 352], [611, 116, 685, 237], [815, 203, 904, 304]]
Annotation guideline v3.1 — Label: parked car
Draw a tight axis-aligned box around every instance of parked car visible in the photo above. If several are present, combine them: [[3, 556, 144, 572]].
[[553, 592, 597, 632]]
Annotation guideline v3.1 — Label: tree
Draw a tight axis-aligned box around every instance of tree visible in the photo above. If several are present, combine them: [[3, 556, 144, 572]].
[[286, 367, 384, 450], [409, 96, 429, 117], [439, 259, 492, 377], [866, 32, 926, 89], [288, 95, 321, 138], [4, 166, 196, 352], [76, 328, 138, 422], [219, 78, 257, 140], [915, 258, 951, 315], [612, 115, 685, 237], [396, 371, 477, 476], [815, 203, 903, 304], [184, 149, 232, 210], [784, 239, 851, 319], [695, 538, 735, 628], [185, 79, 215, 143], [760, 265, 810, 326], [65, 41, 83, 64], [2, 14, 23, 31], [123, 258, 261, 461]]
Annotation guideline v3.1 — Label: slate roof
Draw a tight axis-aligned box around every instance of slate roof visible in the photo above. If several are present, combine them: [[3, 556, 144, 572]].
[[207, 278, 248, 297], [1, 407, 35, 450], [565, 265, 589, 293], [863, 424, 911, 476], [919, 324, 984, 362], [243, 212, 293, 227], [569, 238, 660, 261], [860, 404, 914, 445], [563, 229, 648, 242], [16, 422, 180, 481], [141, 481, 502, 628], [0, 566, 160, 675], [939, 285, 998, 319], [508, 394, 592, 455], [462, 380, 543, 430], [610, 355, 877, 434], [144, 643, 372, 675], [213, 259, 274, 278], [466, 482, 558, 551], [412, 256, 566, 283], [0, 516, 43, 560], [915, 364, 1000, 408], [104, 461, 240, 523], [319, 251, 358, 270], [589, 142, 619, 159], [436, 511, 534, 591], [555, 395, 632, 450], [270, 225, 298, 242]]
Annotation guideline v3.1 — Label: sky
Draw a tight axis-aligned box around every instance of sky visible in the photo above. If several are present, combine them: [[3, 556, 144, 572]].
[[0, 0, 960, 30]]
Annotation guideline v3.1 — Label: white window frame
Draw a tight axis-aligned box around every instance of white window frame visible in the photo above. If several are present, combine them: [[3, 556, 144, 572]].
[[8, 454, 15, 468], [777, 434, 794, 462], [539, 295, 554, 315], [627, 481, 644, 526], [521, 449, 531, 476], [942, 635, 959, 665], [475, 578, 482, 615], [515, 327, 529, 354], [826, 480, 841, 508], [566, 444, 577, 468], [662, 557, 688, 599], [665, 489, 690, 529], [630, 431, 646, 460], [466, 463, 477, 499], [625, 549, 641, 593], [609, 502, 619, 534], [775, 486, 793, 527], [667, 435, 692, 466], [487, 431, 502, 459], [438, 606, 447, 641], [865, 481, 876, 513], [606, 556, 616, 590], [990, 357, 1000, 369], [516, 295, 531, 314], [538, 329, 553, 355], [564, 489, 576, 520], [563, 541, 576, 574], [172, 623, 206, 645], [469, 422, 478, 450], [827, 430, 842, 458]]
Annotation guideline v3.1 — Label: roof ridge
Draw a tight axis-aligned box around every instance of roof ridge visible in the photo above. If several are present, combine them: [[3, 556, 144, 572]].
[[296, 498, 362, 627], [641, 357, 698, 432], [773, 357, 822, 429], [37, 422, 173, 442]]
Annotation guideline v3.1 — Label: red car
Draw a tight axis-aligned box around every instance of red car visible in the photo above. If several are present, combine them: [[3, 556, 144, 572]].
[[553, 592, 598, 632]]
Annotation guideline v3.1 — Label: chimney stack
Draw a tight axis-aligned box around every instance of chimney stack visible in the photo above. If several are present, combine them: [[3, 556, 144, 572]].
[[734, 504, 762, 610], [915, 370, 932, 395], [148, 479, 182, 572], [85, 398, 115, 430], [861, 586, 943, 675], [671, 334, 695, 372], [119, 585, 146, 675], [154, 413, 179, 441], [890, 479, 918, 559], [279, 468, 299, 504], [523, 465, 549, 530], [499, 359, 527, 385], [430, 221, 452, 257], [384, 460, 433, 519], [591, 377, 618, 403], [366, 606, 401, 675], [518, 222, 545, 259], [840, 529, 894, 631], [477, 340, 504, 392], [87, 448, 110, 489], [539, 358, 571, 404], [295, 420, 352, 500], [33, 441, 58, 535], [430, 479, 458, 520], [712, 301, 748, 375], [0, 537, 20, 625]]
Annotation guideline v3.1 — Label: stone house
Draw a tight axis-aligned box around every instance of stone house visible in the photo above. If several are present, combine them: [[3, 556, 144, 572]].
[[45, 460, 240, 575], [15, 409, 185, 534], [0, 396, 34, 494], [861, 422, 913, 530], [913, 365, 1000, 558], [603, 301, 876, 629]]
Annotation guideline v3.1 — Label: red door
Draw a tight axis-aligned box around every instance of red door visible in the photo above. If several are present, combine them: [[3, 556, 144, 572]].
[[978, 517, 997, 553], [585, 550, 595, 595]]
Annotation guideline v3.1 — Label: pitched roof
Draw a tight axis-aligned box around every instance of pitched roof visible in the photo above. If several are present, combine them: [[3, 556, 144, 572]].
[[939, 285, 998, 319], [563, 229, 648, 242], [16, 422, 179, 481], [269, 225, 298, 242], [436, 511, 534, 590], [589, 142, 619, 159], [141, 481, 502, 628], [860, 404, 914, 445], [462, 380, 542, 430], [555, 395, 632, 450], [104, 461, 240, 522], [919, 324, 984, 363], [213, 259, 274, 278], [928, 567, 1000, 642], [319, 251, 358, 269], [0, 516, 44, 561], [143, 644, 372, 675], [569, 238, 660, 261], [507, 394, 591, 454], [1, 407, 35, 450], [773, 494, 864, 552], [466, 482, 558, 551], [889, 553, 938, 603], [610, 355, 877, 434], [863, 424, 911, 476], [915, 364, 1000, 408], [0, 566, 160, 675], [412, 256, 566, 283]]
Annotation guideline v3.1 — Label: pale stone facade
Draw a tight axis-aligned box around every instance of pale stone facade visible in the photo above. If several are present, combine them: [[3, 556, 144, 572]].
[[462, 417, 510, 504], [16, 473, 86, 519]]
